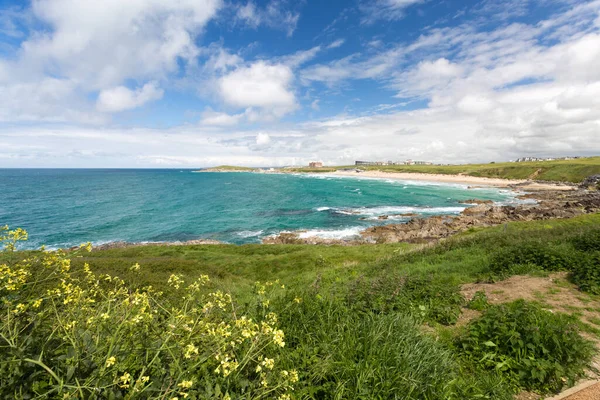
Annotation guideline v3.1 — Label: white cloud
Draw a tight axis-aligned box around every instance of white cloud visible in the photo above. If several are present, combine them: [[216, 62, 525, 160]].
[[200, 108, 245, 126], [360, 0, 424, 24], [0, 77, 105, 123], [0, 0, 221, 122], [256, 133, 271, 146], [96, 82, 163, 113], [327, 39, 345, 49], [26, 0, 221, 88], [456, 95, 495, 114], [218, 61, 297, 118], [280, 46, 322, 68], [235, 1, 300, 37]]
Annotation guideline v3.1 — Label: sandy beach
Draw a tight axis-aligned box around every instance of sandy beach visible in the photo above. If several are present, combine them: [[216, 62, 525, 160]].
[[328, 170, 576, 190]]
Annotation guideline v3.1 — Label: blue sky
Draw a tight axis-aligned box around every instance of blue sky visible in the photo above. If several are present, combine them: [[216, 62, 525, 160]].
[[0, 0, 599, 167]]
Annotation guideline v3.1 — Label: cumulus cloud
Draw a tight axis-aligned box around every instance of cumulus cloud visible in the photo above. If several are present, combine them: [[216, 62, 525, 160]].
[[256, 133, 271, 146], [96, 82, 163, 113], [218, 61, 297, 119], [0, 0, 221, 122]]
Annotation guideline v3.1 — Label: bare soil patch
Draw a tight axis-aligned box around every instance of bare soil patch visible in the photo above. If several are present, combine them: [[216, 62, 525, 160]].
[[461, 273, 600, 329], [461, 273, 600, 399]]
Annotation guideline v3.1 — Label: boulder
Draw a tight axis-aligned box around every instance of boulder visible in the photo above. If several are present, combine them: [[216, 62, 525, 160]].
[[580, 174, 600, 190]]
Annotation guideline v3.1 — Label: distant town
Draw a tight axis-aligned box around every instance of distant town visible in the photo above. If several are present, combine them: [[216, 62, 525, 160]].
[[302, 156, 583, 168], [512, 156, 581, 162], [355, 160, 433, 166]]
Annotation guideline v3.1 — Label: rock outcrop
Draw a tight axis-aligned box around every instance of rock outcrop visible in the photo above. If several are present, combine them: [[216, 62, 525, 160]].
[[580, 175, 600, 190], [361, 190, 600, 244], [263, 189, 600, 245]]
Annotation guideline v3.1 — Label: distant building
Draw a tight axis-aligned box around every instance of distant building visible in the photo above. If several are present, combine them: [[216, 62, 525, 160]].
[[355, 161, 386, 166], [513, 156, 579, 162], [355, 160, 433, 166], [308, 161, 323, 168]]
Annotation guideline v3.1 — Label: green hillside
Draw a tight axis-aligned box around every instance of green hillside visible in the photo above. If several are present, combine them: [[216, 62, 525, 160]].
[[289, 157, 600, 182], [3, 214, 600, 398]]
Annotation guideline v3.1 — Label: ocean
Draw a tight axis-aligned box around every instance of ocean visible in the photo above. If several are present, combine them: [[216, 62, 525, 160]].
[[0, 169, 518, 249]]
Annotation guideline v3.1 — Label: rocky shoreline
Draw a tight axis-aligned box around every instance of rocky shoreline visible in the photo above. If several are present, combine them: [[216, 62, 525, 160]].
[[263, 189, 600, 245]]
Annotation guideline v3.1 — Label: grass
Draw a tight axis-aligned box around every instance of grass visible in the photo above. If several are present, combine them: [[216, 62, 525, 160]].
[[201, 165, 257, 171], [2, 213, 600, 398], [71, 242, 411, 302], [286, 156, 600, 183]]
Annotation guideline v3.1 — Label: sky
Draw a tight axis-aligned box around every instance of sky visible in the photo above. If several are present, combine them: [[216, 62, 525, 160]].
[[0, 0, 599, 167]]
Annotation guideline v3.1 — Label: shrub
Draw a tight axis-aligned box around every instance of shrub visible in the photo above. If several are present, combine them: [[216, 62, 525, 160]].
[[345, 274, 464, 325], [467, 290, 489, 311], [488, 242, 572, 276], [571, 229, 600, 252], [0, 226, 298, 399], [275, 293, 513, 400], [457, 300, 593, 393], [569, 251, 600, 294]]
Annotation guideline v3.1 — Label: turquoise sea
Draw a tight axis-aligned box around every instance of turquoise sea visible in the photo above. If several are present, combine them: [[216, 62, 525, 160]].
[[0, 169, 519, 249]]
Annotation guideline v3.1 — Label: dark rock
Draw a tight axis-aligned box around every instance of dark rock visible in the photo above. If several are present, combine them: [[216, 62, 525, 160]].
[[580, 174, 600, 189]]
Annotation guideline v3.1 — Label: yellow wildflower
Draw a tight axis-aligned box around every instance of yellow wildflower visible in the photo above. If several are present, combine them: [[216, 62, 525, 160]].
[[13, 303, 26, 314], [262, 358, 275, 370], [168, 274, 184, 289], [105, 356, 116, 367], [273, 329, 285, 347], [178, 380, 194, 389], [184, 343, 198, 359], [119, 372, 131, 388]]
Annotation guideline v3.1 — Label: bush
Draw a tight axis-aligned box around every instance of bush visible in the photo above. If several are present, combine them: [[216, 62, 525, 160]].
[[488, 242, 572, 276], [569, 251, 600, 294], [275, 293, 513, 400], [345, 274, 464, 325], [0, 226, 298, 399], [571, 229, 600, 252], [467, 290, 489, 311], [457, 300, 593, 393]]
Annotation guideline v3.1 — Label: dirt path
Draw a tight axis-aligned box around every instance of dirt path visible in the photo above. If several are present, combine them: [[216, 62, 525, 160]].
[[460, 273, 600, 400]]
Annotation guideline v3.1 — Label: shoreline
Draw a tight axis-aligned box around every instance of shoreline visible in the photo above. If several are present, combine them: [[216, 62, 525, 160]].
[[49, 172, 583, 251], [264, 188, 600, 245], [325, 170, 576, 191], [200, 167, 577, 191]]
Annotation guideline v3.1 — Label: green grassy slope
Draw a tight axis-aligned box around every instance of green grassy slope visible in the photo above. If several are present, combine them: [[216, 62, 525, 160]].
[[200, 165, 257, 171], [3, 214, 600, 398], [29, 213, 597, 299]]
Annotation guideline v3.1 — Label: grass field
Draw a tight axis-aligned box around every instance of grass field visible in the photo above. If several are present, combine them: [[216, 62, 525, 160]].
[[200, 165, 257, 171], [287, 156, 600, 182], [3, 214, 600, 398]]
